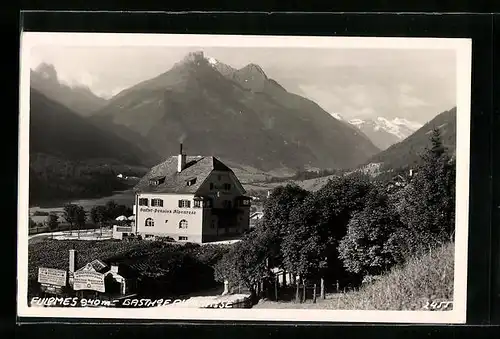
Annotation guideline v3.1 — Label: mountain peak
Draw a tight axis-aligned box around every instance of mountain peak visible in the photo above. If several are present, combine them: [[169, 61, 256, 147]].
[[173, 51, 211, 70], [34, 62, 58, 81], [348, 116, 423, 150], [239, 63, 268, 79], [183, 51, 206, 63]]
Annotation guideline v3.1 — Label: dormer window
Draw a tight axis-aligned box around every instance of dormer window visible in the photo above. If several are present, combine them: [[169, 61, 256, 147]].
[[223, 183, 231, 190], [186, 177, 197, 186], [149, 176, 166, 186]]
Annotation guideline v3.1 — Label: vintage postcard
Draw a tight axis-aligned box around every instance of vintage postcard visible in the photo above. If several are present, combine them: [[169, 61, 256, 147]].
[[17, 32, 471, 323]]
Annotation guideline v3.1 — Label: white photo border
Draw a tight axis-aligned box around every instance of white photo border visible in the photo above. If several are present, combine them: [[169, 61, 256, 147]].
[[17, 32, 472, 324]]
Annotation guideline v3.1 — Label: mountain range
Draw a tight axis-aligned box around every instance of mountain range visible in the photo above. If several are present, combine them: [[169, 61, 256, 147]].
[[30, 63, 108, 117], [29, 88, 156, 166], [86, 51, 380, 172], [330, 113, 423, 150], [365, 107, 456, 170], [28, 52, 456, 202], [29, 88, 151, 205]]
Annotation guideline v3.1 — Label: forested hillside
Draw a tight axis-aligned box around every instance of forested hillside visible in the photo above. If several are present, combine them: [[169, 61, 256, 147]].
[[29, 89, 150, 205]]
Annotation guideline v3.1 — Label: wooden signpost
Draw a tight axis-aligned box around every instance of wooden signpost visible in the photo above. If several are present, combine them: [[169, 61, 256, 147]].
[[38, 267, 67, 295], [73, 263, 106, 293]]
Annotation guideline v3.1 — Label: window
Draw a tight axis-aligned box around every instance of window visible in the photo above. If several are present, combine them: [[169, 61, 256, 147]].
[[179, 236, 188, 241], [151, 198, 163, 207], [241, 199, 251, 206], [223, 200, 232, 209], [165, 220, 169, 223], [203, 200, 212, 208], [179, 219, 188, 229], [139, 198, 149, 206], [149, 176, 165, 186], [145, 218, 154, 227], [186, 178, 197, 186], [211, 220, 216, 229], [218, 175, 222, 181], [194, 200, 201, 208], [210, 183, 214, 190], [224, 183, 231, 190], [178, 200, 191, 208]]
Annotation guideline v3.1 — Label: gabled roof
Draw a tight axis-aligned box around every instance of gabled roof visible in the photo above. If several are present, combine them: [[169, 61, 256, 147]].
[[134, 156, 234, 194], [76, 259, 109, 274]]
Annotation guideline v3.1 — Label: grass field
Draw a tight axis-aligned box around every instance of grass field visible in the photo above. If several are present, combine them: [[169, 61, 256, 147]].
[[254, 242, 454, 311]]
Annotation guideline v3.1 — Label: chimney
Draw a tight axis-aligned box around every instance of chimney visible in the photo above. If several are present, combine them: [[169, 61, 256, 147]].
[[178, 143, 187, 173]]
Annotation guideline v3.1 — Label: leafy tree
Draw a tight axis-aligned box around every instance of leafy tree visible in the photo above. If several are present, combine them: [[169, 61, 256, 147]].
[[29, 217, 36, 228], [63, 204, 79, 234], [260, 184, 309, 269], [214, 231, 271, 301], [47, 213, 59, 230], [63, 204, 86, 235], [338, 187, 405, 277], [281, 173, 374, 298], [281, 195, 324, 301], [90, 205, 107, 234], [105, 200, 119, 220], [102, 200, 132, 224], [397, 128, 455, 255]]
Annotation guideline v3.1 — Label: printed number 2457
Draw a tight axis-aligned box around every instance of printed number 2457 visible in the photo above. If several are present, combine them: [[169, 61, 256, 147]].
[[423, 300, 453, 310]]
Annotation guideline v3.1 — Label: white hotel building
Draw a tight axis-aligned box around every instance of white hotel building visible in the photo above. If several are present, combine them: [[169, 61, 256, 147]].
[[133, 144, 251, 243]]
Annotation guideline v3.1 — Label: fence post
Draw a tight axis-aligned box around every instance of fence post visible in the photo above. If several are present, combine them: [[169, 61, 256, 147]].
[[302, 280, 306, 303], [320, 278, 325, 299], [275, 275, 278, 301], [313, 283, 317, 303], [295, 279, 300, 303]]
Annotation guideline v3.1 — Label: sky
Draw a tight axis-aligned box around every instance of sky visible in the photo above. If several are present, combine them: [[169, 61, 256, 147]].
[[29, 45, 457, 123]]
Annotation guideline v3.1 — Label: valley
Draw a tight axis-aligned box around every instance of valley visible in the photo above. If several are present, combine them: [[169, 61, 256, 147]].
[[27, 51, 456, 216]]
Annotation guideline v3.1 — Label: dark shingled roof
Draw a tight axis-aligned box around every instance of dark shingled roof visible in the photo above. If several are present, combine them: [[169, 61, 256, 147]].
[[134, 156, 233, 194]]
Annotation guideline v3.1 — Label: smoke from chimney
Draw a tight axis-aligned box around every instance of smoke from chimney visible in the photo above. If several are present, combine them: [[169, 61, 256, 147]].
[[178, 132, 187, 144]]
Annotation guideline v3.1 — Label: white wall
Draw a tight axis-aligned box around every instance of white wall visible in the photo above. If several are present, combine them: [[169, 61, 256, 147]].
[[135, 193, 203, 243]]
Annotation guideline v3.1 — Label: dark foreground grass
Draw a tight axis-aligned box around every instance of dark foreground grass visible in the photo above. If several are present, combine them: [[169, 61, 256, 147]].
[[255, 242, 454, 310]]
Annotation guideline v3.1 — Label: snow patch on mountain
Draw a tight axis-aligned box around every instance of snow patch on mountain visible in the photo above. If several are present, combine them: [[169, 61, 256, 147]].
[[330, 112, 344, 121], [207, 56, 218, 65], [349, 117, 423, 141], [349, 118, 365, 126]]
